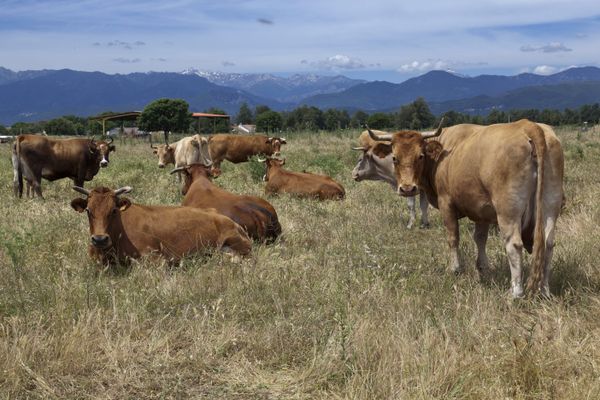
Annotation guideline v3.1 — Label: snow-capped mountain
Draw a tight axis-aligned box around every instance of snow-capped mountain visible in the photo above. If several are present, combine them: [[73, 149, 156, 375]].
[[181, 68, 365, 103]]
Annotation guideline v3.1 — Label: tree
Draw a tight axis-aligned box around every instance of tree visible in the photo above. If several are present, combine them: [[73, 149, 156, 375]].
[[196, 107, 229, 134], [256, 111, 283, 133], [45, 117, 77, 136], [255, 105, 271, 117], [323, 109, 350, 131], [0, 124, 8, 135], [366, 113, 393, 130], [351, 110, 368, 128], [396, 97, 435, 129], [138, 98, 191, 143], [236, 102, 254, 124]]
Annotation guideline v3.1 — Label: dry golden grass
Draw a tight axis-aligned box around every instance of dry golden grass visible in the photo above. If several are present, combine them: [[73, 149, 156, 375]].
[[1, 127, 600, 399]]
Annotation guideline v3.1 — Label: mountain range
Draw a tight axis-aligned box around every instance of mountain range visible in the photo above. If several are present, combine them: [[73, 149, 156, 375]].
[[1, 66, 600, 125]]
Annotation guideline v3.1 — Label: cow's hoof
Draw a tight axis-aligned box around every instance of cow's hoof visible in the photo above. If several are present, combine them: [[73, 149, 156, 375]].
[[420, 222, 430, 229]]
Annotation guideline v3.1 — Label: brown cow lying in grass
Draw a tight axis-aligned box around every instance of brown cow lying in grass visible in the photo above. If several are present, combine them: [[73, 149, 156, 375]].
[[171, 163, 282, 243], [70, 186, 252, 267], [260, 157, 345, 200]]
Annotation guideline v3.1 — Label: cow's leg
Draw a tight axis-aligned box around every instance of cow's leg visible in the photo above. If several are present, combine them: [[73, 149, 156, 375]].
[[541, 214, 558, 297], [419, 191, 430, 228], [440, 201, 461, 274], [474, 222, 490, 273], [405, 195, 416, 229], [498, 219, 524, 298]]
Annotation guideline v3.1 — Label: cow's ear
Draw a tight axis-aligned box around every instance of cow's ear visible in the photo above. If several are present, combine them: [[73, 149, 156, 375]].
[[117, 198, 132, 212], [372, 143, 392, 158], [425, 141, 444, 161], [109, 145, 116, 152], [71, 198, 88, 213], [266, 137, 273, 143]]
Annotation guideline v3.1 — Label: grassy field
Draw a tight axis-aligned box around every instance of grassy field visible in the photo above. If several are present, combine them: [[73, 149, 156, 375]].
[[1, 127, 600, 399]]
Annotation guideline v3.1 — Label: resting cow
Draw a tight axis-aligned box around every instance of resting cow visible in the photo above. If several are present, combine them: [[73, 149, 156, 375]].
[[172, 163, 282, 243], [12, 135, 115, 198], [208, 134, 286, 174], [352, 129, 429, 228], [70, 186, 252, 266], [260, 157, 345, 200], [368, 120, 564, 298]]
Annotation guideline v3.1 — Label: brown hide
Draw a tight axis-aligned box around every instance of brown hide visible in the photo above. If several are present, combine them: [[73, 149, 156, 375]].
[[71, 186, 252, 266], [208, 134, 286, 168], [179, 164, 281, 242], [370, 120, 564, 296], [263, 158, 345, 200], [13, 134, 115, 198]]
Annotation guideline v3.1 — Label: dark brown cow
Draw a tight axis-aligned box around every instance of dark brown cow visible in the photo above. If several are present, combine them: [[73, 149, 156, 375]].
[[208, 134, 286, 174], [260, 157, 345, 200], [12, 135, 115, 198], [171, 163, 282, 243], [70, 186, 252, 266], [368, 120, 564, 298]]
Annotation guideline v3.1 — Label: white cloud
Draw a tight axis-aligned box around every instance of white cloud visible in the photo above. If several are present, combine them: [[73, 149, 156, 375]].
[[533, 65, 557, 75], [520, 42, 572, 53], [308, 55, 365, 70], [398, 60, 451, 73]]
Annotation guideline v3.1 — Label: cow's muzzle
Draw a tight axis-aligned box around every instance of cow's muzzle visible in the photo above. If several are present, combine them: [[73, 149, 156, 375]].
[[100, 160, 108, 168], [398, 185, 418, 197], [158, 163, 165, 169], [273, 151, 281, 157], [91, 235, 111, 249]]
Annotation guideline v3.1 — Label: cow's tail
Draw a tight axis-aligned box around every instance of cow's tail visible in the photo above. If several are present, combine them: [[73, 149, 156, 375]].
[[12, 137, 23, 198], [526, 123, 548, 295]]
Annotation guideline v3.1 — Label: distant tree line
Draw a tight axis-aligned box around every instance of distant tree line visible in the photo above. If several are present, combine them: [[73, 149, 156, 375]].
[[2, 99, 600, 135]]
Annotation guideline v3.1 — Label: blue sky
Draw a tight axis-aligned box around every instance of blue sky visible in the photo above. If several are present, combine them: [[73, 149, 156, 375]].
[[0, 0, 598, 82]]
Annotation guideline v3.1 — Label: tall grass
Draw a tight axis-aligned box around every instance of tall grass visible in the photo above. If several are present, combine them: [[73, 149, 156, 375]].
[[1, 127, 600, 398]]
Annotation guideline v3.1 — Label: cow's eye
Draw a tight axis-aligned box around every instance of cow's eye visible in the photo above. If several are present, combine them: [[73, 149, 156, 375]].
[[112, 208, 118, 215], [392, 156, 398, 165], [419, 153, 425, 159]]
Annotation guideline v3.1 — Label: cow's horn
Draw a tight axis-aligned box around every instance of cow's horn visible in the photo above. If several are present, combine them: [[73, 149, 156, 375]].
[[365, 124, 392, 141], [107, 136, 114, 145], [352, 146, 367, 151], [72, 186, 90, 196], [421, 117, 446, 139], [170, 167, 185, 174], [256, 157, 267, 163], [114, 186, 133, 196]]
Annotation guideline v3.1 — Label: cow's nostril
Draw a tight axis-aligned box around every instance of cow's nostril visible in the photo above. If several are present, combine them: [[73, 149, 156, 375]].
[[91, 235, 110, 248]]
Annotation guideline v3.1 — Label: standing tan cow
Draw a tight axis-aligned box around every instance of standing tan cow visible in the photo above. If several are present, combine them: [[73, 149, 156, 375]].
[[208, 134, 286, 174], [352, 129, 429, 228], [171, 163, 282, 243], [12, 135, 115, 198], [151, 135, 212, 181], [70, 186, 252, 267], [368, 120, 564, 298], [260, 157, 345, 200]]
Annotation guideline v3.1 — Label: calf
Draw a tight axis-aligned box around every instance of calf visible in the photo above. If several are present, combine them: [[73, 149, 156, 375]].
[[71, 186, 252, 266], [172, 164, 282, 243], [260, 157, 345, 200]]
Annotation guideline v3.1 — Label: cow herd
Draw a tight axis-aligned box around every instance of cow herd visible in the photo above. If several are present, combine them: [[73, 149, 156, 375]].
[[10, 119, 565, 298]]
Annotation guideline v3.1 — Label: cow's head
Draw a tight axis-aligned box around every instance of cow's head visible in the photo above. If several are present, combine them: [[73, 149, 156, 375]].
[[351, 143, 395, 186], [366, 119, 444, 197], [71, 186, 133, 249], [97, 137, 116, 168], [266, 137, 287, 157], [151, 142, 175, 168], [193, 135, 213, 166], [258, 156, 285, 182], [170, 163, 213, 195]]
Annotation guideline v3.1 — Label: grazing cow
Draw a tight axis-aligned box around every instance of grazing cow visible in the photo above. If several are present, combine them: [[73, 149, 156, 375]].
[[368, 120, 564, 298], [70, 186, 252, 266], [260, 157, 345, 200], [352, 130, 429, 228], [208, 134, 286, 174], [171, 163, 282, 243], [12, 135, 115, 198]]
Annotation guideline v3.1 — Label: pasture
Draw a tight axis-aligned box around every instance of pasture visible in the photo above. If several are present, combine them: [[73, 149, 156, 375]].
[[1, 127, 599, 399]]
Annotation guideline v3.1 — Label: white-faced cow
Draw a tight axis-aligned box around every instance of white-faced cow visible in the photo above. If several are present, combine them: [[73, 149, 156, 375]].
[[12, 135, 116, 198], [368, 120, 564, 298], [352, 129, 429, 228], [71, 186, 252, 267]]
